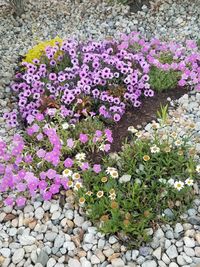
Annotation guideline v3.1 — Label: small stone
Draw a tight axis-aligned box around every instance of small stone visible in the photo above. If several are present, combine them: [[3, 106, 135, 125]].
[[177, 255, 186, 265], [63, 241, 75, 251], [184, 246, 195, 257], [183, 236, 195, 247], [35, 207, 44, 220], [50, 203, 59, 213], [54, 235, 65, 250], [0, 248, 11, 258], [111, 258, 125, 267], [165, 230, 174, 239], [80, 258, 92, 267], [169, 263, 178, 267], [45, 232, 57, 241], [195, 247, 200, 257], [19, 235, 36, 246], [98, 239, 105, 249], [132, 250, 139, 260], [142, 260, 157, 267], [37, 250, 49, 266], [51, 211, 61, 220], [103, 248, 114, 257], [109, 236, 118, 244], [162, 253, 170, 264], [91, 255, 100, 264], [74, 215, 84, 227], [166, 245, 178, 259], [164, 208, 174, 219], [188, 216, 200, 225], [174, 223, 183, 233], [47, 258, 56, 267], [65, 210, 74, 220], [195, 233, 200, 244], [12, 248, 25, 264], [153, 247, 161, 260], [154, 228, 164, 239], [68, 258, 81, 267]]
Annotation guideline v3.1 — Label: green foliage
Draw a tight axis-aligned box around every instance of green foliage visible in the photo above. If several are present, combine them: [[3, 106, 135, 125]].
[[78, 123, 198, 247], [149, 66, 181, 92], [197, 39, 200, 49], [157, 104, 169, 125]]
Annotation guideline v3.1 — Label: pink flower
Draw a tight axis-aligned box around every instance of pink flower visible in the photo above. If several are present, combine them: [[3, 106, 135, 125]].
[[79, 133, 88, 144], [104, 144, 111, 152], [4, 196, 14, 206], [16, 196, 26, 207], [67, 138, 74, 149], [93, 164, 101, 173], [43, 191, 52, 200], [64, 158, 74, 168], [81, 162, 90, 171], [37, 149, 46, 158]]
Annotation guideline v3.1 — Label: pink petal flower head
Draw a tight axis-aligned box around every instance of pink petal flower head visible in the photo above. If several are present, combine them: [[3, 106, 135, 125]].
[[16, 196, 26, 207], [64, 158, 74, 168], [4, 196, 14, 206], [93, 164, 101, 173], [81, 162, 90, 171], [79, 133, 88, 144], [67, 138, 74, 149], [43, 191, 52, 201], [113, 113, 121, 122]]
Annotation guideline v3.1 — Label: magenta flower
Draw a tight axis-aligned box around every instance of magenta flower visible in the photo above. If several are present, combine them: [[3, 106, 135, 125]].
[[67, 138, 74, 149], [79, 133, 89, 144], [93, 164, 101, 173], [4, 197, 14, 206], [16, 196, 26, 207], [64, 158, 74, 168], [81, 162, 90, 171]]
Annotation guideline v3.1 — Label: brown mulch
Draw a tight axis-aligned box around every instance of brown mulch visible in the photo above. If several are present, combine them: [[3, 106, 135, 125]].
[[109, 87, 188, 153]]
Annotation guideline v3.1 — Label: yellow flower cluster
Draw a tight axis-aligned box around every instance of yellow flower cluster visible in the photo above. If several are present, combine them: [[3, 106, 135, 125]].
[[23, 36, 63, 63]]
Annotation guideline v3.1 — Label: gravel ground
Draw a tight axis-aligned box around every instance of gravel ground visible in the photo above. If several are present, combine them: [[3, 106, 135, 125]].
[[0, 0, 200, 266]]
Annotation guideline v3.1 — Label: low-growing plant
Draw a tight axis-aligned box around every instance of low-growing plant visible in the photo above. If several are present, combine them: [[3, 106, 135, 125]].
[[7, 0, 25, 16], [156, 104, 169, 125], [76, 121, 200, 246]]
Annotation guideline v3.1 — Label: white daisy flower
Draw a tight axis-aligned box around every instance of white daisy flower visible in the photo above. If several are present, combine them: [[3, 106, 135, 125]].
[[75, 153, 86, 161], [72, 173, 81, 180], [185, 178, 194, 186], [174, 181, 184, 191], [150, 145, 160, 153], [110, 170, 119, 179], [106, 167, 117, 175], [74, 181, 83, 191], [196, 165, 200, 173], [62, 122, 69, 130], [63, 169, 73, 177], [128, 126, 138, 133]]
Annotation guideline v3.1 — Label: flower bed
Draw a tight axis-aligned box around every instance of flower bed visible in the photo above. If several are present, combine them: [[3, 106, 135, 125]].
[[1, 32, 200, 245]]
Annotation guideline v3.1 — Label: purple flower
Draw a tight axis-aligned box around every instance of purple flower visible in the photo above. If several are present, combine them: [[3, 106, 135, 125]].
[[67, 138, 74, 149], [16, 196, 26, 207], [64, 158, 74, 168], [93, 164, 101, 173], [79, 133, 89, 144]]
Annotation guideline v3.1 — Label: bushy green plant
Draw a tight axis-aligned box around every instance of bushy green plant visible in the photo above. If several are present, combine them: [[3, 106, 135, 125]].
[[149, 66, 181, 92], [77, 122, 199, 246]]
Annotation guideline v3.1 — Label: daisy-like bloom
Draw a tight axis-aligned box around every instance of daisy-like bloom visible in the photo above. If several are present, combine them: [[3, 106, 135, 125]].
[[135, 131, 142, 138], [150, 145, 160, 153], [164, 146, 171, 153], [100, 215, 109, 222], [63, 169, 73, 177], [72, 173, 81, 180], [185, 178, 194, 186], [111, 201, 119, 209], [152, 122, 160, 130], [110, 170, 119, 179], [174, 181, 184, 191], [74, 181, 83, 191], [127, 126, 138, 133], [75, 153, 86, 161], [85, 191, 93, 196], [101, 176, 108, 183], [175, 139, 183, 146], [106, 167, 117, 175], [62, 122, 69, 130], [168, 178, 175, 186], [97, 191, 104, 198], [177, 150, 183, 156], [109, 193, 116, 200], [109, 188, 115, 194], [67, 180, 73, 188], [171, 132, 177, 139], [79, 197, 85, 205], [196, 165, 200, 173], [143, 155, 150, 161]]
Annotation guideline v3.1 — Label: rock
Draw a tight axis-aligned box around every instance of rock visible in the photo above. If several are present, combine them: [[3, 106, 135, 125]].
[[139, 246, 151, 256], [84, 233, 96, 244], [166, 245, 178, 259], [163, 209, 174, 219], [50, 203, 59, 213], [51, 211, 61, 220], [142, 260, 157, 267], [132, 250, 139, 260], [111, 258, 125, 267], [74, 215, 84, 227], [154, 229, 164, 239], [37, 250, 49, 266], [0, 248, 11, 258], [177, 255, 186, 265], [19, 235, 36, 246], [184, 246, 195, 257], [109, 236, 118, 244], [35, 207, 44, 220], [65, 210, 74, 220], [63, 241, 75, 251], [91, 255, 100, 264], [98, 239, 106, 249], [183, 236, 195, 247], [188, 216, 200, 225], [174, 223, 183, 233], [68, 258, 81, 267], [45, 232, 57, 241], [165, 230, 174, 239], [103, 248, 114, 257], [169, 263, 178, 267], [153, 247, 161, 260], [54, 235, 65, 250], [195, 233, 200, 244], [12, 248, 25, 264]]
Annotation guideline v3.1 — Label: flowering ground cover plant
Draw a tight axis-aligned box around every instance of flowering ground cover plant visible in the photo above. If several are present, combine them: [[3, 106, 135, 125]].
[[76, 119, 200, 246], [4, 32, 200, 127]]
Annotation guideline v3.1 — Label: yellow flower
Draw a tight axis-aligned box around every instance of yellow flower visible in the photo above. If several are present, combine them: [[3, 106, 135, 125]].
[[101, 176, 108, 183], [72, 173, 81, 180], [23, 37, 63, 63], [79, 197, 85, 205], [171, 132, 177, 139], [143, 155, 150, 161], [97, 191, 104, 198], [175, 140, 183, 146], [85, 191, 93, 196]]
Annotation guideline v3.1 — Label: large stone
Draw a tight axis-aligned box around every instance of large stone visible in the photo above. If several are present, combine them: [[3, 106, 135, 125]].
[[166, 245, 178, 259], [37, 249, 49, 266], [19, 235, 36, 246], [153, 247, 161, 260], [12, 248, 25, 264]]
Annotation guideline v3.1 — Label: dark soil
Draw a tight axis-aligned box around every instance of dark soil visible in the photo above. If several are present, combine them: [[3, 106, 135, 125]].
[[109, 87, 189, 153]]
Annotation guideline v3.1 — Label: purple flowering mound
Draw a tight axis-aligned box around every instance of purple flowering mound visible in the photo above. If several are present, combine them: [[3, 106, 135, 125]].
[[4, 32, 200, 127]]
